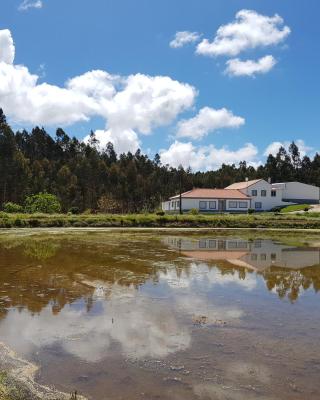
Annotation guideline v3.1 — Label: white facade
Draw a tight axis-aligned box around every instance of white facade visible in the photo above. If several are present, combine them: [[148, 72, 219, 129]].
[[272, 182, 320, 204], [235, 179, 289, 211], [162, 179, 320, 213], [162, 197, 250, 213]]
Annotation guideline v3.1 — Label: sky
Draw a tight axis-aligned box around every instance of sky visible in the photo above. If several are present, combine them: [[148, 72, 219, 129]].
[[0, 0, 320, 171]]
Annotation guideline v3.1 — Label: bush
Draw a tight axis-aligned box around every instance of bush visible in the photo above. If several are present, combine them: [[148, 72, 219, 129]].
[[25, 193, 61, 214], [69, 206, 80, 214], [97, 195, 121, 213], [271, 206, 283, 212], [156, 210, 165, 216], [189, 208, 199, 215], [3, 202, 23, 213], [248, 208, 255, 214]]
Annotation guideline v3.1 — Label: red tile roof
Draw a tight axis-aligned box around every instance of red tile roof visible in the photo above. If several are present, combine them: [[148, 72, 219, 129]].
[[225, 179, 264, 189], [170, 188, 250, 200]]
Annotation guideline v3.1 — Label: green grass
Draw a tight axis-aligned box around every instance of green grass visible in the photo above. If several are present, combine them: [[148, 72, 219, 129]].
[[1, 211, 320, 230], [280, 204, 311, 213]]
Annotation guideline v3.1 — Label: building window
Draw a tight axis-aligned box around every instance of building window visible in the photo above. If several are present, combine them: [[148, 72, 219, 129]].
[[199, 240, 207, 248], [271, 190, 276, 197], [255, 202, 262, 209], [271, 253, 276, 260], [199, 201, 207, 210], [239, 201, 248, 208], [261, 190, 267, 197], [176, 201, 180, 208], [251, 190, 257, 196], [251, 254, 258, 261], [171, 201, 175, 208], [208, 240, 216, 248], [260, 254, 267, 261], [229, 201, 238, 208], [209, 201, 216, 209]]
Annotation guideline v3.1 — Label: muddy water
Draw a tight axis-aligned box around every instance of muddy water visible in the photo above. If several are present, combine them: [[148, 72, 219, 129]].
[[0, 229, 320, 400]]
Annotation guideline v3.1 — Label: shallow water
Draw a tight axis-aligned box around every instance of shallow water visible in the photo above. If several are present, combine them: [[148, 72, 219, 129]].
[[0, 229, 320, 399]]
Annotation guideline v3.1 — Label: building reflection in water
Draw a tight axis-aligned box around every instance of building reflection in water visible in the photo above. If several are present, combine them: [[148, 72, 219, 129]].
[[164, 237, 320, 271], [164, 236, 320, 302]]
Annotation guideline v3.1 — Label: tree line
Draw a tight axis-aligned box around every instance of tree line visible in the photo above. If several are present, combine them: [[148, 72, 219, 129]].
[[1, 108, 320, 213]]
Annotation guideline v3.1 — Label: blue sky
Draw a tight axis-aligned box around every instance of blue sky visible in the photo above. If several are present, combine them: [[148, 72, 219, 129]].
[[1, 0, 319, 170]]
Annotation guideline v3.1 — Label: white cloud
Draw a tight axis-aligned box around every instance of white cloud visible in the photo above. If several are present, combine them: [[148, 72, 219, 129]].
[[67, 70, 119, 99], [0, 29, 15, 64], [225, 55, 277, 77], [264, 139, 313, 157], [160, 140, 259, 171], [0, 29, 197, 154], [18, 0, 43, 11], [196, 9, 290, 57], [170, 31, 201, 48], [177, 107, 245, 140], [84, 128, 141, 154], [105, 74, 196, 135]]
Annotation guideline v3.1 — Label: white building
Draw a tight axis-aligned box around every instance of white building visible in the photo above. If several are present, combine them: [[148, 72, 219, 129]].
[[225, 178, 289, 211], [271, 181, 320, 204], [162, 188, 251, 213], [162, 179, 320, 213]]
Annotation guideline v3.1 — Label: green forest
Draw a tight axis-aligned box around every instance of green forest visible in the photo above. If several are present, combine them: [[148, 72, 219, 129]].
[[1, 108, 320, 213]]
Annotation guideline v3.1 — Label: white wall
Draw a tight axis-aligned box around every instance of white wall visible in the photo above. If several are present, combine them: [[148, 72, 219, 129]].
[[238, 180, 287, 211], [162, 197, 250, 212], [272, 182, 320, 203]]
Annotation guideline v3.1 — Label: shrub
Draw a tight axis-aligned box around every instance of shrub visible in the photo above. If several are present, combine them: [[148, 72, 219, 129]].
[[69, 206, 80, 214], [304, 207, 310, 212], [25, 193, 61, 214], [3, 202, 23, 213], [156, 210, 165, 216], [248, 208, 255, 214], [189, 208, 199, 215], [97, 195, 121, 213], [82, 209, 92, 215]]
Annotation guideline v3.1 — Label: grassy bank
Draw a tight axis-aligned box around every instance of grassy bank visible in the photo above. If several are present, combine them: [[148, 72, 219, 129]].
[[280, 204, 311, 213], [1, 211, 320, 229]]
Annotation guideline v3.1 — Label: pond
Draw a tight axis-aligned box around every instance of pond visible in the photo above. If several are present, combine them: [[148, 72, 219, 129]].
[[0, 229, 320, 399]]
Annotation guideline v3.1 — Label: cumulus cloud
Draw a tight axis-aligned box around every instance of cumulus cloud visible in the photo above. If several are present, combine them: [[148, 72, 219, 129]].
[[170, 31, 201, 48], [177, 107, 245, 140], [18, 0, 43, 11], [160, 140, 259, 171], [264, 139, 313, 157], [0, 29, 15, 64], [84, 128, 141, 154], [105, 74, 196, 135], [0, 29, 197, 154], [196, 9, 290, 57], [225, 55, 277, 77]]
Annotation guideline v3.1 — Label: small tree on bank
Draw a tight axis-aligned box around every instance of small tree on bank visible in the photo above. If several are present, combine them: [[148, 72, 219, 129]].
[[97, 195, 122, 213], [25, 193, 61, 214], [3, 202, 23, 213]]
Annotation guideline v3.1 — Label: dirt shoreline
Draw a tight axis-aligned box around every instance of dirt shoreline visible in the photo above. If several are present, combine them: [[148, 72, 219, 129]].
[[0, 342, 86, 400]]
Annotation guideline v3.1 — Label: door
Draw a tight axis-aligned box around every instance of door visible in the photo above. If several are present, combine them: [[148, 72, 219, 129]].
[[218, 199, 226, 211]]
